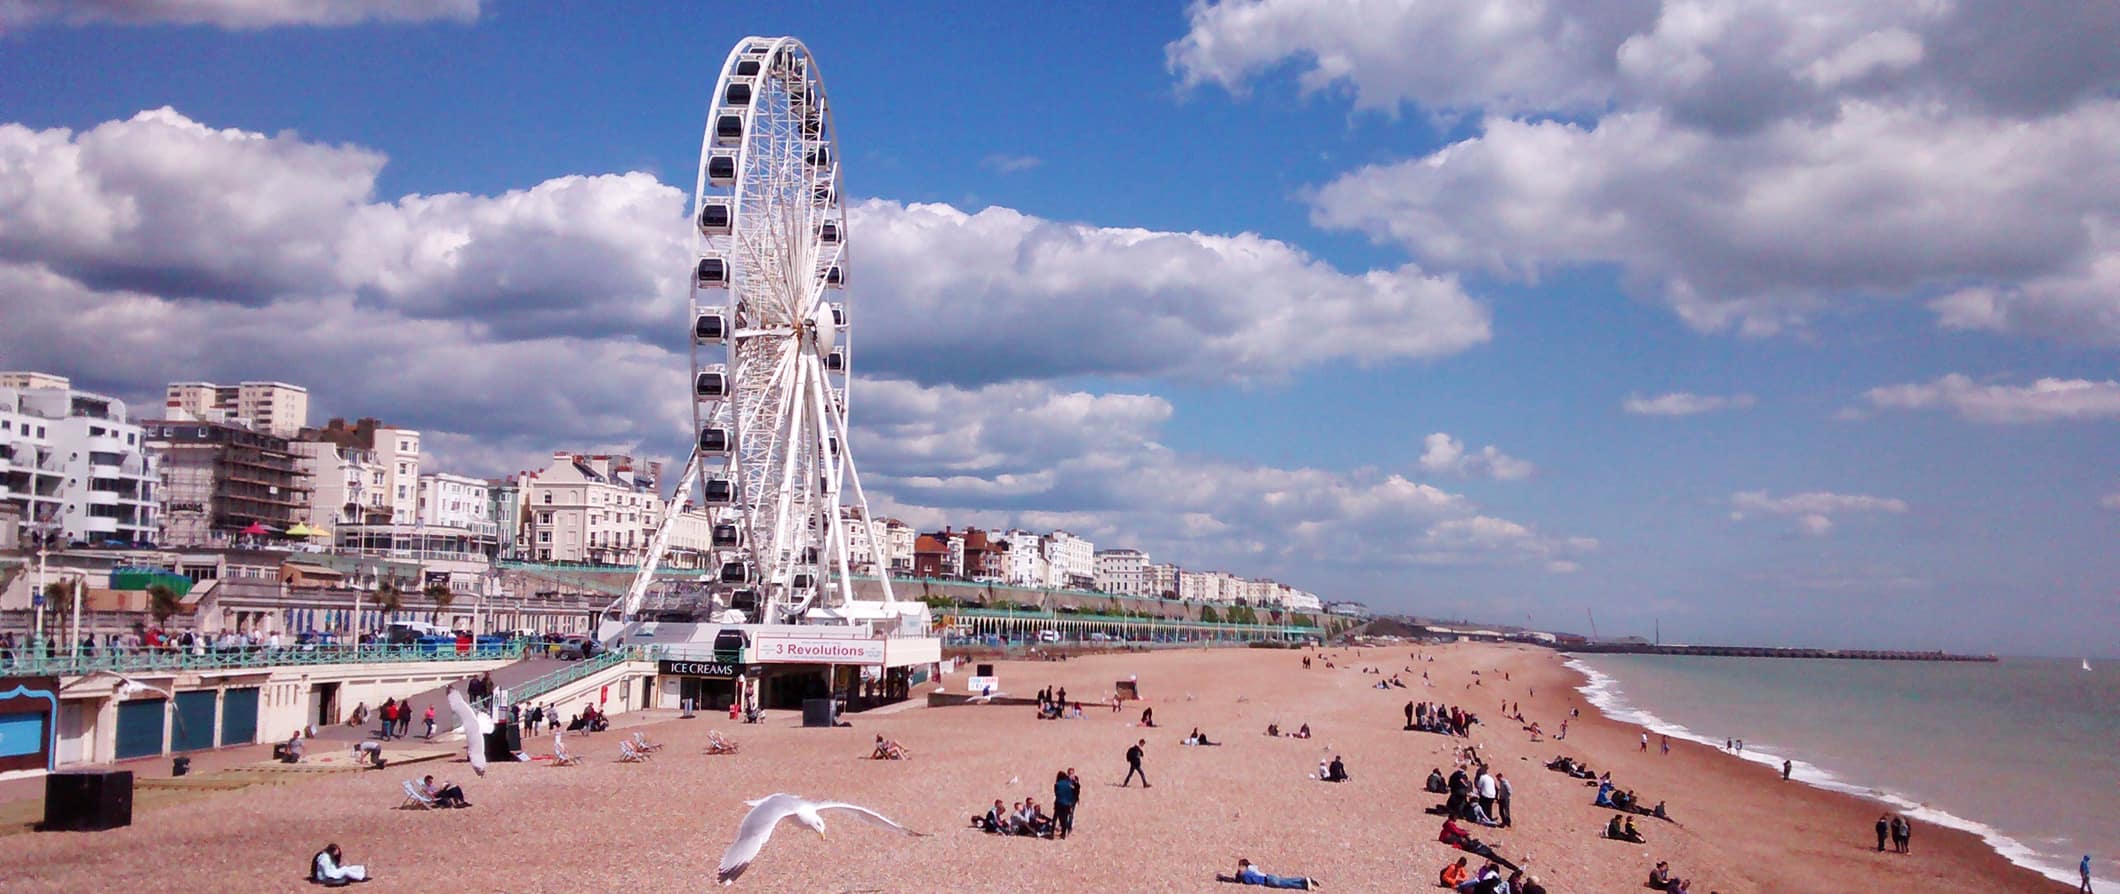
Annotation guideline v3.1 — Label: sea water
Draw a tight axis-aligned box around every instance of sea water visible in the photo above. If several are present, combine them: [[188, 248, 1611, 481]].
[[1568, 654, 2117, 888]]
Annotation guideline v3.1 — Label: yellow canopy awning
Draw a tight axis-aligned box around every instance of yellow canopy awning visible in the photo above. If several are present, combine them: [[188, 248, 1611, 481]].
[[285, 523, 322, 537]]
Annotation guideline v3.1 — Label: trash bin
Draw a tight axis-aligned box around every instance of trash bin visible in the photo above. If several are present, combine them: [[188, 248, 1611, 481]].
[[171, 756, 191, 777]]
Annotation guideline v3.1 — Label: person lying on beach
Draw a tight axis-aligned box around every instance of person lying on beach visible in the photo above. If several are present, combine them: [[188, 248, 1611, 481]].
[[1184, 727, 1221, 746], [1218, 857, 1320, 890], [1293, 723, 1312, 739], [1438, 819, 1521, 871], [1465, 800, 1501, 827]]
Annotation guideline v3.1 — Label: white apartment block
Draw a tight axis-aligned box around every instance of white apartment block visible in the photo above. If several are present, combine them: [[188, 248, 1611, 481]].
[[418, 473, 492, 532], [1145, 562, 1178, 599], [882, 519, 915, 574], [841, 508, 891, 575], [522, 453, 673, 566], [1216, 572, 1247, 605], [996, 530, 1049, 587], [291, 439, 387, 536], [1282, 588, 1324, 613], [1178, 570, 1216, 603], [303, 418, 421, 524], [1094, 548, 1150, 596], [1042, 530, 1095, 589], [0, 376, 158, 546], [165, 380, 310, 438]]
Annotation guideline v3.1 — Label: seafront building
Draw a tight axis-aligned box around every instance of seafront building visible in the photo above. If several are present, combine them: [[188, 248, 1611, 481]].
[[147, 419, 311, 548], [164, 380, 309, 438], [0, 375, 159, 547]]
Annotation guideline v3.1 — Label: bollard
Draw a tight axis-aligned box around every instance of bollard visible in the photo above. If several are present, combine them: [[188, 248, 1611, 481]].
[[171, 756, 191, 777]]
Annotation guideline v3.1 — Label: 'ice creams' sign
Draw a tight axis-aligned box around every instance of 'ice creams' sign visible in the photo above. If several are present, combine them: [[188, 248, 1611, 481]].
[[753, 635, 886, 664]]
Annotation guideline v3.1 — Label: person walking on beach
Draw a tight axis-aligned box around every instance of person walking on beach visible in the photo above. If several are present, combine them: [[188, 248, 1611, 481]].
[[1781, 759, 1792, 781], [2081, 854, 2093, 893], [1875, 815, 1891, 852], [1660, 735, 1670, 755], [1891, 814, 1911, 854], [1640, 732, 1649, 752], [1122, 739, 1150, 787]]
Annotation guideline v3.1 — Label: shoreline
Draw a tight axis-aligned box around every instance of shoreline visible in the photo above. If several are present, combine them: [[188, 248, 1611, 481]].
[[1513, 646, 2072, 893], [1563, 654, 2099, 889]]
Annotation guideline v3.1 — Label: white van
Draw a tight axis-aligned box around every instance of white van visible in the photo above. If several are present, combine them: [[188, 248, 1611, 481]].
[[1036, 629, 1062, 643]]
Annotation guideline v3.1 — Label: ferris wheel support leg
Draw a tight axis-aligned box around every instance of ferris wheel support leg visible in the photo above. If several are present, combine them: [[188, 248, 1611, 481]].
[[838, 446, 894, 604], [619, 451, 702, 621]]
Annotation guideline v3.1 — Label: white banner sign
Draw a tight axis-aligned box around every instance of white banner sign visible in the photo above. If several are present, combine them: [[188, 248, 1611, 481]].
[[967, 675, 999, 694], [754, 635, 886, 664]]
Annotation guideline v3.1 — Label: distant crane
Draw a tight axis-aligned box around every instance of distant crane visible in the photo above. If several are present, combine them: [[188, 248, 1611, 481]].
[[1586, 607, 1599, 641]]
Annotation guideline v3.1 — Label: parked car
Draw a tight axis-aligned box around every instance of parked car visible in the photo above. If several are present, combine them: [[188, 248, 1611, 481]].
[[552, 634, 602, 660]]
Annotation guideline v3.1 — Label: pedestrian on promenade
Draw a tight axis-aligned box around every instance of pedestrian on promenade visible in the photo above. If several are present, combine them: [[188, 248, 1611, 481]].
[[423, 704, 437, 739], [1122, 739, 1150, 787]]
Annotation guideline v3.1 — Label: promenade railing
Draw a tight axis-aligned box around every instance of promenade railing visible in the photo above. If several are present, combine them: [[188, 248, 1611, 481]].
[[479, 645, 659, 712], [1, 639, 528, 678]]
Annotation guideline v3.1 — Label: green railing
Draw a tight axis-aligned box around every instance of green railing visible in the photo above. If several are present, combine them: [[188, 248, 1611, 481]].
[[481, 645, 658, 711], [2, 640, 528, 678]]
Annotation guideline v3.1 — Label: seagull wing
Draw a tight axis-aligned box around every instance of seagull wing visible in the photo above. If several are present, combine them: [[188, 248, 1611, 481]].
[[718, 793, 803, 885], [446, 688, 488, 776], [816, 801, 926, 837]]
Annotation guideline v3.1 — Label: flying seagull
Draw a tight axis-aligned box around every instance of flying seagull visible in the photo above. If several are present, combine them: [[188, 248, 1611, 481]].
[[965, 691, 1006, 704], [716, 793, 925, 885], [446, 687, 490, 776], [87, 670, 171, 700]]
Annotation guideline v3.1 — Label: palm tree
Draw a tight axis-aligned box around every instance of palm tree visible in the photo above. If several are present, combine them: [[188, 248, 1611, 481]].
[[43, 580, 76, 638], [425, 583, 454, 624], [146, 582, 183, 626], [374, 581, 404, 619]]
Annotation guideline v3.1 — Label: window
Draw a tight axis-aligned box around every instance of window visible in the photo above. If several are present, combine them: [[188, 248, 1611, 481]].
[[539, 531, 551, 543], [542, 493, 552, 504], [538, 511, 552, 523], [399, 440, 410, 453]]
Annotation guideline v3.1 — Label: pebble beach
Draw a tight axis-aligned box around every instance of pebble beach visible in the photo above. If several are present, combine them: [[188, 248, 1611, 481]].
[[0, 642, 2071, 892]]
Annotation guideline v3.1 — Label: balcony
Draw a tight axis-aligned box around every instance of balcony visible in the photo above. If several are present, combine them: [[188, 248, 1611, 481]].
[[85, 489, 120, 505]]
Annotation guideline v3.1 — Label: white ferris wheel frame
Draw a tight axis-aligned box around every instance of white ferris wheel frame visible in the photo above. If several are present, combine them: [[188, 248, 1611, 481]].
[[620, 35, 897, 625]]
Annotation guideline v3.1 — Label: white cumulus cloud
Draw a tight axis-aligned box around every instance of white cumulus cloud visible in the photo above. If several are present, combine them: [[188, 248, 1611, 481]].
[[1860, 374, 2120, 423], [1417, 432, 1535, 480], [1730, 489, 1908, 537], [1623, 391, 1756, 416]]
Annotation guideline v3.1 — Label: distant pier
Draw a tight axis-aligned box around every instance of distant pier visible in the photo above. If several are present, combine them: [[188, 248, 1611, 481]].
[[1554, 643, 1998, 662]]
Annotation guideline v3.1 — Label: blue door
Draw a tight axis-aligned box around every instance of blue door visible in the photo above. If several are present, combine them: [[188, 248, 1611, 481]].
[[114, 699, 167, 760], [220, 688, 259, 746], [172, 691, 216, 752]]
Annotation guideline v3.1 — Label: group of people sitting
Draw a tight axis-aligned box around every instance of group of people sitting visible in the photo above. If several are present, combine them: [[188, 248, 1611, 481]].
[[1264, 722, 1312, 738], [565, 704, 609, 733], [1034, 686, 1078, 720], [1439, 858, 1539, 894], [869, 735, 909, 760], [1316, 755, 1350, 782], [1430, 765, 1503, 827], [972, 797, 1055, 838], [1408, 701, 1477, 737], [1594, 778, 1673, 822], [1647, 860, 1696, 892], [1437, 856, 1545, 894], [1604, 813, 1647, 843]]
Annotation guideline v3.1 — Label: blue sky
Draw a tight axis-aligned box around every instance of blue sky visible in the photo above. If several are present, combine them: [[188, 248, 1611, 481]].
[[2, 1, 2116, 655]]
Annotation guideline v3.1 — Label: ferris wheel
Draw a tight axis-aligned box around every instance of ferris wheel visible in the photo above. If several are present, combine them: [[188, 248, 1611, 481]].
[[664, 35, 895, 625]]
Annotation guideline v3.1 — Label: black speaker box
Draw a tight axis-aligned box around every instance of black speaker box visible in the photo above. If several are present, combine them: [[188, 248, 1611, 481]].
[[43, 770, 133, 832], [484, 721, 522, 761]]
